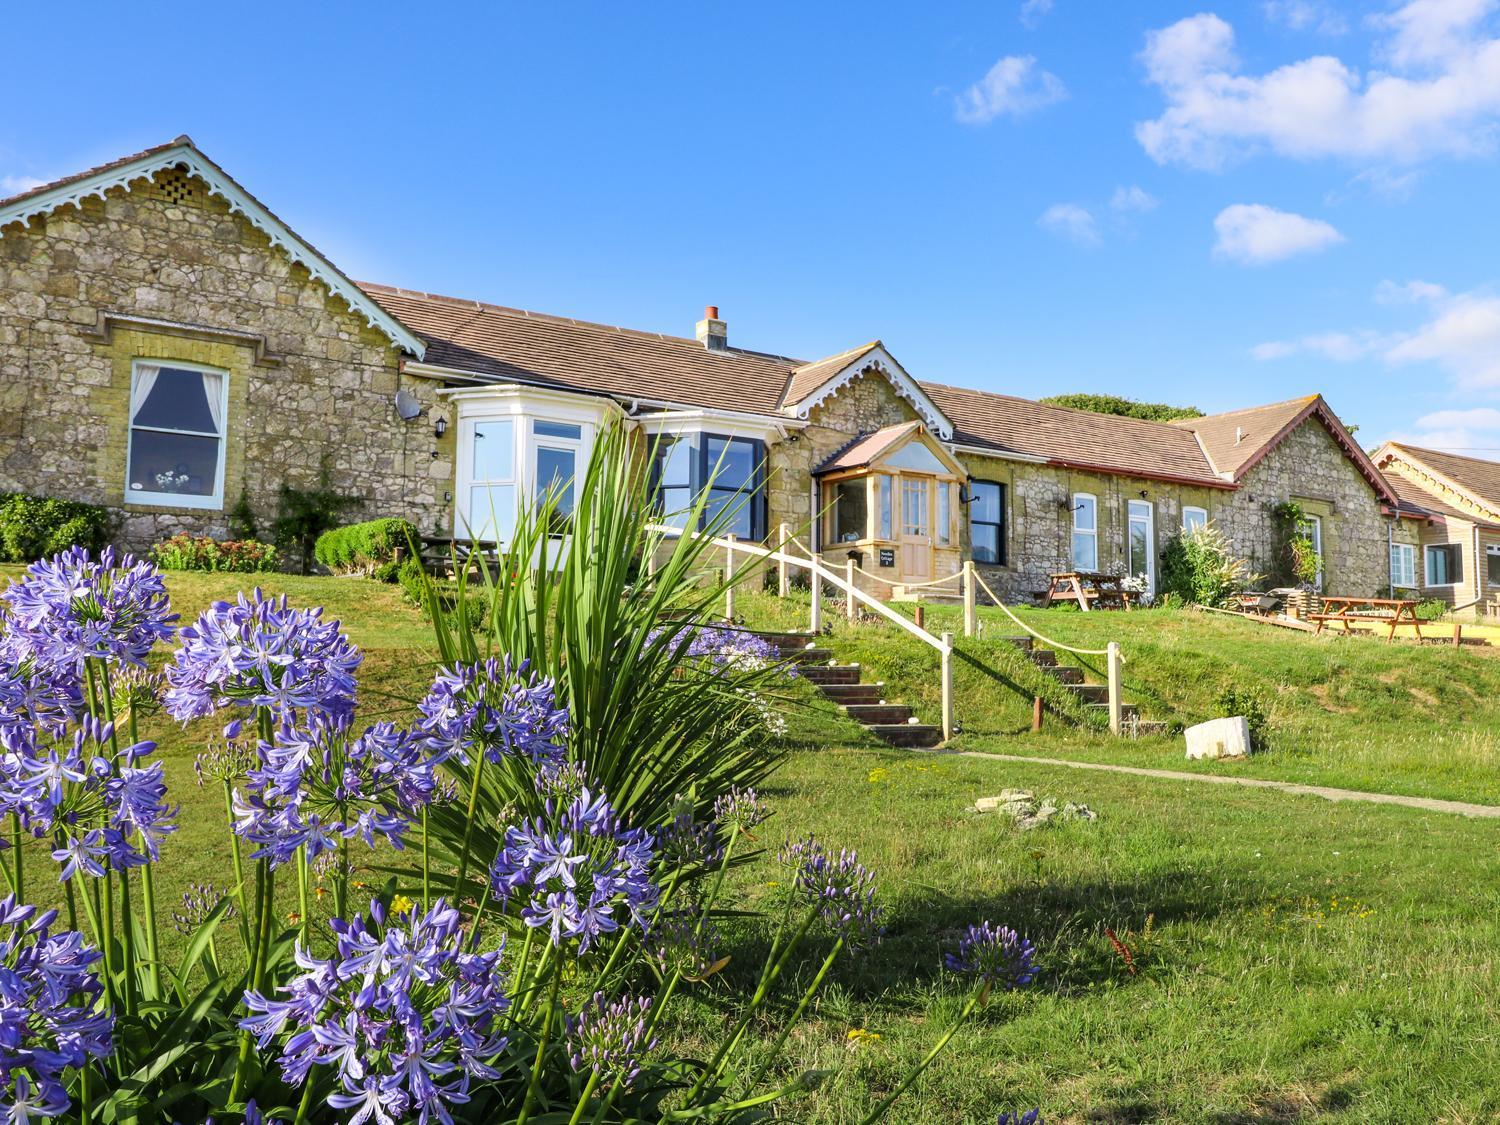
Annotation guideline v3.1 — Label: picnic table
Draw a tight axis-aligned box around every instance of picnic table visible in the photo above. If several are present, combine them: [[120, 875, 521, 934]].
[[1040, 572, 1135, 611], [1307, 596, 1423, 642]]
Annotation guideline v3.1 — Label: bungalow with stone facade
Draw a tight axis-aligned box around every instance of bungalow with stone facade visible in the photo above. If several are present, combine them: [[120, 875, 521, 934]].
[[1373, 442, 1500, 615], [1, 137, 1407, 600]]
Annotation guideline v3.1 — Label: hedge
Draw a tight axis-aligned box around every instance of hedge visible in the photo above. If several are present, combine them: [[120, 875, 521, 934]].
[[151, 534, 280, 573], [0, 492, 113, 563], [313, 517, 419, 579]]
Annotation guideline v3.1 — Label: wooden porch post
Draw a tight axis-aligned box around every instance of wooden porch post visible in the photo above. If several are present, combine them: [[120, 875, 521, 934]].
[[724, 536, 736, 621]]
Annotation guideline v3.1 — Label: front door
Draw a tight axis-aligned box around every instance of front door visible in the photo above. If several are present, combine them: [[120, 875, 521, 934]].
[[1126, 499, 1155, 595], [1300, 514, 1324, 590], [900, 477, 931, 582]]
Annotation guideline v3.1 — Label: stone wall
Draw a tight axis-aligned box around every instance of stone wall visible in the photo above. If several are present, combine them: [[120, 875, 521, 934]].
[[0, 167, 454, 552]]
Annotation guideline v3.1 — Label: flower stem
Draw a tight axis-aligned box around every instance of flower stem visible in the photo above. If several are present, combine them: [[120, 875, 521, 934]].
[[222, 781, 252, 952], [855, 987, 984, 1125], [745, 936, 844, 1090], [292, 1066, 318, 1125], [137, 845, 162, 999], [517, 960, 562, 1125], [118, 867, 138, 1017], [421, 807, 431, 913], [10, 816, 21, 902], [566, 1070, 602, 1125], [452, 753, 489, 906]]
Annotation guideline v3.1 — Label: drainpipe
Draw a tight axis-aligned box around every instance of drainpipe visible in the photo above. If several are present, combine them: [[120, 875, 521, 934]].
[[1387, 518, 1394, 595], [1475, 522, 1483, 612]]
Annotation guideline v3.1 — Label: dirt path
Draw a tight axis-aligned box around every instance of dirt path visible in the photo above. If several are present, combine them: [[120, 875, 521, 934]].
[[937, 751, 1500, 819]]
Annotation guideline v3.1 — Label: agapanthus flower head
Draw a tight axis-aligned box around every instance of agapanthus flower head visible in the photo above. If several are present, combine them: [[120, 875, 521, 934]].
[[655, 811, 722, 871], [0, 894, 113, 1114], [945, 921, 1038, 990], [489, 787, 657, 952], [535, 760, 591, 804], [713, 786, 770, 834], [647, 906, 722, 981], [997, 1111, 1042, 1125], [232, 717, 441, 867], [109, 664, 165, 721], [0, 546, 176, 672], [649, 625, 793, 675], [779, 836, 884, 949], [567, 992, 658, 1092], [173, 882, 233, 935], [164, 588, 361, 725], [193, 730, 258, 788], [0, 657, 82, 758], [240, 898, 509, 1123], [416, 656, 569, 770]]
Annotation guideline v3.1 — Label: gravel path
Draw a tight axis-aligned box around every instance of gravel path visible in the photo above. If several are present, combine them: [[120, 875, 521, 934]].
[[937, 751, 1500, 819]]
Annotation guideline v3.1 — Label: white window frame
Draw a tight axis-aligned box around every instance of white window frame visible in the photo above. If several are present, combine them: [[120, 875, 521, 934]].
[[124, 359, 229, 510], [1300, 514, 1324, 591], [1182, 506, 1208, 533], [1071, 492, 1098, 572], [1488, 543, 1500, 587], [1425, 543, 1462, 587], [530, 419, 585, 513], [1126, 498, 1155, 594], [1390, 542, 1417, 589]]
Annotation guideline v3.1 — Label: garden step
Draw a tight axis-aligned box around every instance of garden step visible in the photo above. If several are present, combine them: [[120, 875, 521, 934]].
[[841, 703, 915, 725], [779, 646, 835, 664], [1066, 683, 1109, 704], [818, 683, 885, 704], [1001, 636, 1035, 651], [1047, 665, 1083, 684], [1029, 650, 1058, 667], [797, 664, 863, 686], [751, 631, 819, 650], [1087, 702, 1139, 722], [865, 723, 944, 749]]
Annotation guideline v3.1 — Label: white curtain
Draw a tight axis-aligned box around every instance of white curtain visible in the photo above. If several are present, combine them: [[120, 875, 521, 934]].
[[200, 370, 224, 435], [130, 364, 161, 422]]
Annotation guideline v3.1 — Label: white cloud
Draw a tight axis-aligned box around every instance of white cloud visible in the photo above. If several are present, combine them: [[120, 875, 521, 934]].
[[954, 56, 1067, 124], [1263, 0, 1349, 35], [1390, 406, 1500, 450], [1136, 2, 1500, 169], [1384, 289, 1500, 387], [1020, 0, 1054, 28], [0, 174, 45, 197], [1212, 203, 1345, 264], [1110, 185, 1159, 212], [1376, 278, 1449, 304], [1038, 202, 1100, 246], [1251, 329, 1387, 360]]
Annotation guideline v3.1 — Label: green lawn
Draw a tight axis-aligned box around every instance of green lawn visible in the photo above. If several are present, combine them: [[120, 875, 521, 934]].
[[5, 565, 1498, 1120]]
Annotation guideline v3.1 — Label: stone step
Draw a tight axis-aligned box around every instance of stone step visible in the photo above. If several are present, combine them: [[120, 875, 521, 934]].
[[797, 664, 863, 686], [1066, 683, 1109, 704], [1135, 720, 1171, 736], [1029, 649, 1057, 667], [1001, 636, 1035, 651], [779, 646, 835, 664], [751, 631, 818, 650], [1087, 702, 1139, 722], [1047, 665, 1084, 685], [842, 703, 915, 725], [865, 723, 944, 749], [818, 683, 885, 704]]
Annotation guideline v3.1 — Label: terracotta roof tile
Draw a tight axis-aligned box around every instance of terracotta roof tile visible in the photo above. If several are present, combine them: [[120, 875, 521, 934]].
[[815, 421, 922, 473]]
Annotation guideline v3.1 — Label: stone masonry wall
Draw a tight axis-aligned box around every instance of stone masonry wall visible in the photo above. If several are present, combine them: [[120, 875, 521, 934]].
[[0, 168, 454, 552]]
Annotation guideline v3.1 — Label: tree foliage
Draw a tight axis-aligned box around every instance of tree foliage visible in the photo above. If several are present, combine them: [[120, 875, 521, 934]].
[[1040, 393, 1203, 422]]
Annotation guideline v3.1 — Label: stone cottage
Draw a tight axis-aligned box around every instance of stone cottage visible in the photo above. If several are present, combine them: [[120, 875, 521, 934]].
[[1, 137, 1405, 597]]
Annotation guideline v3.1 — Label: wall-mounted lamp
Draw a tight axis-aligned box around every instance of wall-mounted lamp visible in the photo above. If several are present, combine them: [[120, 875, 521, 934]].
[[1138, 489, 1149, 499], [433, 416, 448, 439]]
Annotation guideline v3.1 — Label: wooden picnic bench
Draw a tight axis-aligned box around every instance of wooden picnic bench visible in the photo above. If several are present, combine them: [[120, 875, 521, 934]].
[[1307, 596, 1423, 642], [1039, 571, 1136, 611]]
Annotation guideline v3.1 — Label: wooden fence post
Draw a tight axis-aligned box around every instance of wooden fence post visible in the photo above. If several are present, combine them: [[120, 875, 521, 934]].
[[963, 560, 977, 637], [1106, 641, 1122, 736], [724, 536, 736, 622], [809, 554, 823, 634], [777, 522, 790, 598], [846, 558, 857, 622], [941, 632, 955, 742]]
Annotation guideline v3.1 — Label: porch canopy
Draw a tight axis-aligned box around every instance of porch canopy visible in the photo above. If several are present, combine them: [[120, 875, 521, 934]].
[[815, 422, 967, 586]]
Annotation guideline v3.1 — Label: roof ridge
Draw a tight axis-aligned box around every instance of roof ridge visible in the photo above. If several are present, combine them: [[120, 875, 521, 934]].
[[791, 340, 883, 371], [919, 379, 1208, 434], [1384, 440, 1500, 468], [358, 282, 804, 365], [1180, 394, 1320, 424]]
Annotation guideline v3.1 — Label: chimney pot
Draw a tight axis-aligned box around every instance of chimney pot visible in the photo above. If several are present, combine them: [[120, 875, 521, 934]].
[[705, 305, 719, 320]]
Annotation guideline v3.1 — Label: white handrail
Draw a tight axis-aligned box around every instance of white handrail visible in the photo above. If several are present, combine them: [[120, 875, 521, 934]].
[[648, 523, 949, 657], [970, 570, 1113, 658]]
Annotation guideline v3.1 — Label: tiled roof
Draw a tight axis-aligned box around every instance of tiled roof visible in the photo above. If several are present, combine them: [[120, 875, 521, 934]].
[[815, 421, 923, 473], [1376, 443, 1500, 526], [1380, 467, 1496, 526], [362, 283, 799, 415], [782, 342, 882, 406], [920, 382, 1226, 484], [1175, 396, 1319, 478]]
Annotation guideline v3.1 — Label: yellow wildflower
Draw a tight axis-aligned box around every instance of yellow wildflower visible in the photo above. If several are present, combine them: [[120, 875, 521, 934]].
[[391, 894, 415, 916], [846, 1028, 882, 1047]]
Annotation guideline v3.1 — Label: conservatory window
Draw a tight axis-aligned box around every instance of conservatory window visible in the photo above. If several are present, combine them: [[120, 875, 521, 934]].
[[126, 361, 227, 509]]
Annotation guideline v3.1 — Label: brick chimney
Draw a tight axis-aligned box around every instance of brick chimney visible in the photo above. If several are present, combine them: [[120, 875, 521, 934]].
[[695, 305, 727, 351]]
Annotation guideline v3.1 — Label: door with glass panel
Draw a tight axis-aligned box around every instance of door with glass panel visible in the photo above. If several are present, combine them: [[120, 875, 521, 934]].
[[462, 418, 516, 542], [900, 477, 931, 581], [1126, 499, 1155, 595]]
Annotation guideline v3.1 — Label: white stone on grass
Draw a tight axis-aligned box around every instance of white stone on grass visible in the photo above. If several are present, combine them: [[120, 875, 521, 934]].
[[1184, 716, 1251, 760]]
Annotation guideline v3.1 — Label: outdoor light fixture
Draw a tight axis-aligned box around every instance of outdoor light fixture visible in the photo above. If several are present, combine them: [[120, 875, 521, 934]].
[[433, 416, 448, 439]]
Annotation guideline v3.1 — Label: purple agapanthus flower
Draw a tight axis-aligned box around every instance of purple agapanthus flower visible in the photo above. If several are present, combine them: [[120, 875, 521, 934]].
[[488, 787, 657, 953], [713, 786, 770, 833], [779, 835, 885, 949], [0, 658, 83, 760], [240, 898, 509, 1123], [567, 992, 658, 1092], [0, 894, 113, 1115], [0, 547, 177, 673], [163, 589, 361, 726], [997, 1111, 1042, 1125], [648, 625, 795, 676], [416, 657, 568, 770], [231, 717, 442, 867], [945, 921, 1038, 990]]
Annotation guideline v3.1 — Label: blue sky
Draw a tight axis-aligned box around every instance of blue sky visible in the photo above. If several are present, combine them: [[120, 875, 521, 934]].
[[8, 1, 1500, 450]]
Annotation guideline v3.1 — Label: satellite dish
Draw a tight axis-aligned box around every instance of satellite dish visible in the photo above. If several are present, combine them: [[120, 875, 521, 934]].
[[394, 390, 422, 421]]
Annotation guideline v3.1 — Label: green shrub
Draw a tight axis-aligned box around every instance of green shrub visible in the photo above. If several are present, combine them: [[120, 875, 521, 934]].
[[313, 517, 419, 578], [1216, 683, 1270, 750], [0, 492, 113, 563], [1160, 523, 1258, 608], [151, 534, 279, 573], [272, 479, 358, 574], [1414, 598, 1450, 622]]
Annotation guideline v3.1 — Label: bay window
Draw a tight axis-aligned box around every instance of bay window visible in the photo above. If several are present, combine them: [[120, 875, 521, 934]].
[[649, 432, 767, 540], [126, 361, 227, 508]]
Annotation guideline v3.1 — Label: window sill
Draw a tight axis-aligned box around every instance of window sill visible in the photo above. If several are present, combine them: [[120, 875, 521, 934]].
[[125, 492, 224, 512]]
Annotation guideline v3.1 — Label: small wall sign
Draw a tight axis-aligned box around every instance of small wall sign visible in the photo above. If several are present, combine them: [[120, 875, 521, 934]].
[[878, 548, 896, 568]]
